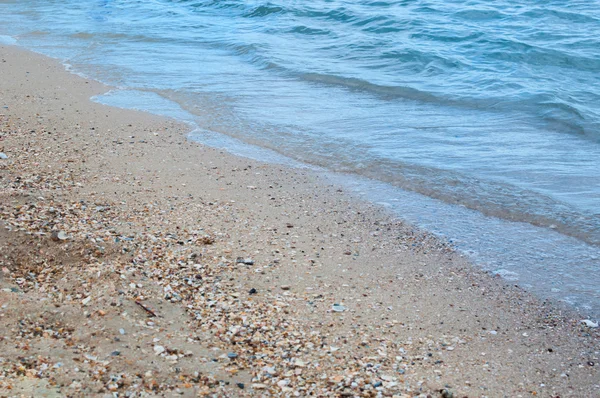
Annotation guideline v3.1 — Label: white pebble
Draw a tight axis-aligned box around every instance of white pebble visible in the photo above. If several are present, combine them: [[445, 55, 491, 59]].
[[581, 319, 599, 328]]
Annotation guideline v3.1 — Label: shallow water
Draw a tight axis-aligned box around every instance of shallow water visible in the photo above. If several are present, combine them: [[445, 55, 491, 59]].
[[1, 0, 599, 315]]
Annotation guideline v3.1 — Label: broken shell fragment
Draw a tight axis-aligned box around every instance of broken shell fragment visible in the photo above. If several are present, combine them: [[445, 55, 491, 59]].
[[51, 231, 68, 241], [581, 319, 599, 328]]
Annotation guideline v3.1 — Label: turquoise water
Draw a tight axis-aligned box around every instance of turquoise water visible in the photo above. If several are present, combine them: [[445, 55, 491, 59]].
[[1, 0, 599, 315]]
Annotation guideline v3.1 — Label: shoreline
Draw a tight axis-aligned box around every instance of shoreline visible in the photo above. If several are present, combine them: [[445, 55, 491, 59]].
[[1, 44, 599, 397], [9, 36, 600, 316]]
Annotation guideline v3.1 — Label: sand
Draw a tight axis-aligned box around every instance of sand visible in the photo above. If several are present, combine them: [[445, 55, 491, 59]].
[[0, 45, 598, 397]]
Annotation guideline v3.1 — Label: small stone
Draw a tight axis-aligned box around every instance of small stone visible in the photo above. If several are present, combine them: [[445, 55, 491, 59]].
[[81, 297, 91, 306], [332, 304, 346, 312], [372, 381, 382, 387], [154, 345, 165, 355], [119, 328, 126, 335], [441, 389, 454, 398], [107, 383, 118, 391], [111, 351, 121, 356], [0, 153, 7, 159], [581, 319, 599, 328], [236, 258, 254, 265], [249, 288, 257, 294], [227, 352, 238, 359], [281, 285, 291, 291], [252, 383, 268, 390], [237, 383, 245, 389], [69, 381, 82, 389]]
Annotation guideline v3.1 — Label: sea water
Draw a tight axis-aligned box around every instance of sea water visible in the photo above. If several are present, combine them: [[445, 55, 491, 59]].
[[1, 0, 599, 315]]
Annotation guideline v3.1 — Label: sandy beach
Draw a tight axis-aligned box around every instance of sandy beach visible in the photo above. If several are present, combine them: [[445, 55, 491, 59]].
[[0, 45, 598, 397]]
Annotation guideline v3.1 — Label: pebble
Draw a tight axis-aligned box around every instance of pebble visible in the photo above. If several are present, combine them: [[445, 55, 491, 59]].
[[69, 381, 82, 390], [227, 352, 238, 359], [332, 304, 346, 312], [249, 288, 257, 294], [441, 389, 454, 398], [0, 152, 8, 159], [236, 257, 254, 265], [580, 319, 599, 328], [154, 345, 165, 355], [281, 285, 291, 290], [119, 328, 126, 335]]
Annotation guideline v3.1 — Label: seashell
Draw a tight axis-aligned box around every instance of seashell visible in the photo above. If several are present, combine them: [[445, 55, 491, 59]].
[[51, 231, 68, 241], [332, 304, 346, 312], [581, 319, 599, 328]]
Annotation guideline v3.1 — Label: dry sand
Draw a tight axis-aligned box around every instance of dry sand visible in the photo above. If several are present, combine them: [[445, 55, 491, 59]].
[[0, 45, 598, 397]]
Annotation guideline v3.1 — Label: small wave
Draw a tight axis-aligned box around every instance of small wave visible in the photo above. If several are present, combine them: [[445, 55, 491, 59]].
[[492, 269, 520, 281], [184, 0, 243, 11], [351, 15, 388, 27], [0, 35, 17, 45], [244, 4, 285, 18], [481, 37, 600, 73], [287, 25, 331, 36], [453, 9, 508, 21], [297, 72, 598, 141], [299, 72, 442, 102], [332, 158, 600, 247], [409, 31, 484, 43], [521, 8, 600, 24]]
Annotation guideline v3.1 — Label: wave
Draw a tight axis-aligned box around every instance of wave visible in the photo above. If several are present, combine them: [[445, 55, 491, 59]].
[[296, 72, 599, 140], [480, 37, 600, 73], [244, 4, 284, 18]]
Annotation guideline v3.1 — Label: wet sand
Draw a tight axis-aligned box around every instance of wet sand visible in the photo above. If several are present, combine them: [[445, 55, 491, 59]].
[[0, 45, 598, 397]]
